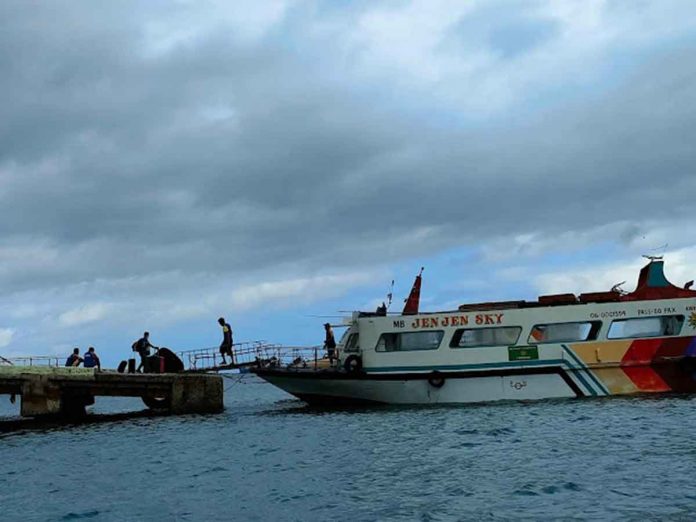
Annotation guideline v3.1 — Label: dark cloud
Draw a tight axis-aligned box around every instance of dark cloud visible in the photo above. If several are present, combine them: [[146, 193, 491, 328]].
[[1, 0, 696, 301], [449, 2, 559, 59]]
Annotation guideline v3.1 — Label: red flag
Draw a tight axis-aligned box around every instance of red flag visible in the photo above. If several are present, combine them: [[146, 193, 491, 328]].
[[402, 267, 424, 315]]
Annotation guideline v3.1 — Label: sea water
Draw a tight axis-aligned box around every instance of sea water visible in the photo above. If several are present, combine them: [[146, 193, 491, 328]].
[[1, 375, 696, 521]]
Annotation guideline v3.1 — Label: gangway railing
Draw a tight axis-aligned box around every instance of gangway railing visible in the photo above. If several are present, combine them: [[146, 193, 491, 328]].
[[176, 341, 328, 372], [3, 356, 61, 367], [1, 343, 333, 373], [177, 340, 269, 371]]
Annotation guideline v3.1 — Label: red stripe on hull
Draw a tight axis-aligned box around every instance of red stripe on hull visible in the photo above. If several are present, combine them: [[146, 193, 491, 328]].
[[621, 338, 696, 391], [621, 366, 671, 392]]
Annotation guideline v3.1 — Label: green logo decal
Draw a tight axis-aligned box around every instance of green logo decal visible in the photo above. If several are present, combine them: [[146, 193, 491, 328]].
[[508, 346, 539, 361]]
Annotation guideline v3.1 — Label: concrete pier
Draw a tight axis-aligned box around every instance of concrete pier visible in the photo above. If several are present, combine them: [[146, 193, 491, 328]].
[[0, 367, 223, 418]]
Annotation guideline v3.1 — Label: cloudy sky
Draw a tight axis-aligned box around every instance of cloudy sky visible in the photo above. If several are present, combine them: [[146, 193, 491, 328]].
[[2, 0, 696, 365]]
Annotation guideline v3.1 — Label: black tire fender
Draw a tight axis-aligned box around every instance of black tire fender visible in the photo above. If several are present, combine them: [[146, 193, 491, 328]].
[[343, 354, 363, 373], [427, 371, 446, 389], [142, 395, 171, 410]]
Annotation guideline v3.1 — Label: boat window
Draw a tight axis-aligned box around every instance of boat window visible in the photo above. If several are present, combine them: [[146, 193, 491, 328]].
[[343, 333, 360, 353], [528, 321, 601, 344], [607, 315, 684, 339], [450, 327, 522, 348], [337, 329, 351, 346], [375, 331, 444, 352]]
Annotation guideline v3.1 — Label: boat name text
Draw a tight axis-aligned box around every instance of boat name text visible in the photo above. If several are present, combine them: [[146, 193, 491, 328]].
[[396, 313, 504, 329]]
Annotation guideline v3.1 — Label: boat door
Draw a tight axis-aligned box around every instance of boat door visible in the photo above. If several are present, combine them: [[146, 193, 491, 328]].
[[340, 327, 362, 372], [341, 329, 360, 356]]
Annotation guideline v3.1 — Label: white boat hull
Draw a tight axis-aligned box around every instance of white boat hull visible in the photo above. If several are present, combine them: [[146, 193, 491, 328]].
[[256, 369, 578, 405]]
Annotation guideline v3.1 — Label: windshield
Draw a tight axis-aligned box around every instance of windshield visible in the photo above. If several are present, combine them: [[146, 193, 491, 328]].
[[344, 333, 360, 353], [338, 328, 351, 345]]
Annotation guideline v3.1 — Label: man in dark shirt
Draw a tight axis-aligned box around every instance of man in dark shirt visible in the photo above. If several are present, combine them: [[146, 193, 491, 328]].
[[65, 347, 83, 367], [324, 323, 337, 366], [218, 317, 234, 365], [132, 332, 156, 373], [83, 346, 101, 371]]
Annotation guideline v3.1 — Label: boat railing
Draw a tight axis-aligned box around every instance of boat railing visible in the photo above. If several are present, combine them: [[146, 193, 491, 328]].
[[255, 345, 328, 371]]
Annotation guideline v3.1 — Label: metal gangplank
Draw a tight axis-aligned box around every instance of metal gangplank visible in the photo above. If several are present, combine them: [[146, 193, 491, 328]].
[[0, 342, 331, 374], [176, 341, 328, 373]]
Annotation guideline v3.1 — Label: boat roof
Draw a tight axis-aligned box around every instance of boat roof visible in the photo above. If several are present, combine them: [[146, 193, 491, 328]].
[[357, 259, 696, 318], [455, 259, 696, 312]]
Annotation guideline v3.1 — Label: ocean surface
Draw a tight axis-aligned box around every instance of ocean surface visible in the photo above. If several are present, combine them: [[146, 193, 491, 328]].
[[2, 375, 696, 521]]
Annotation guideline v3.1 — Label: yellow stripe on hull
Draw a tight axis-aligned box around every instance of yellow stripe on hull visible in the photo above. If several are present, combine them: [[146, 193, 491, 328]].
[[567, 341, 636, 394]]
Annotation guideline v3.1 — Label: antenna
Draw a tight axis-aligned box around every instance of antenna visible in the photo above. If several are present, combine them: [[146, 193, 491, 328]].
[[386, 280, 394, 310], [643, 243, 668, 261], [610, 281, 627, 295], [642, 254, 664, 262]]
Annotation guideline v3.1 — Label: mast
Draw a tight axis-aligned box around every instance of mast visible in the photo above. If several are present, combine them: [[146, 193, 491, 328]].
[[402, 267, 424, 315]]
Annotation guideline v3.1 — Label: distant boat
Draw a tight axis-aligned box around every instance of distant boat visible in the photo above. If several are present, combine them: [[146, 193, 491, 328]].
[[253, 258, 696, 405]]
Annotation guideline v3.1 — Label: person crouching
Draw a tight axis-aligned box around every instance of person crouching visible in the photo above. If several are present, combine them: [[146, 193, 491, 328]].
[[65, 347, 83, 367], [83, 346, 101, 371]]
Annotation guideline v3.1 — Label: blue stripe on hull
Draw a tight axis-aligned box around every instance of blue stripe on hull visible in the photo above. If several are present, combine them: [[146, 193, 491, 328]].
[[366, 357, 606, 397], [367, 359, 567, 374], [561, 345, 609, 395]]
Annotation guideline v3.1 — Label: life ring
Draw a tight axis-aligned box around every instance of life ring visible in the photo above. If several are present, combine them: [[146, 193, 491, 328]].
[[343, 354, 363, 373], [428, 371, 446, 388]]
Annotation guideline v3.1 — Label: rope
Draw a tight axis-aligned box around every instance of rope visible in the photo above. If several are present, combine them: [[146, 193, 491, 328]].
[[222, 372, 249, 392]]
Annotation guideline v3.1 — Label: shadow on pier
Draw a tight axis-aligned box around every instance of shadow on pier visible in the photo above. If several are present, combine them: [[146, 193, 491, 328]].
[[0, 408, 175, 436]]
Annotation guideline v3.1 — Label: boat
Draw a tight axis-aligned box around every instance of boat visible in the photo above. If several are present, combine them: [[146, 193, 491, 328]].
[[252, 257, 696, 405]]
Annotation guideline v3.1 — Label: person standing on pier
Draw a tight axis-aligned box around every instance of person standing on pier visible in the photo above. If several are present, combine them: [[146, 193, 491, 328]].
[[132, 332, 157, 372], [65, 347, 83, 367], [324, 323, 337, 366], [218, 317, 234, 366]]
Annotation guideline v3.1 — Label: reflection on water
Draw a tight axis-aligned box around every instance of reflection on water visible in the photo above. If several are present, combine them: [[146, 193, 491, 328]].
[[2, 375, 696, 521]]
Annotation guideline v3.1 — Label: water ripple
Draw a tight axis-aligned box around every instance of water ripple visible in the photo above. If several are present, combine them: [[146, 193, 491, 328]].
[[1, 376, 696, 520]]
